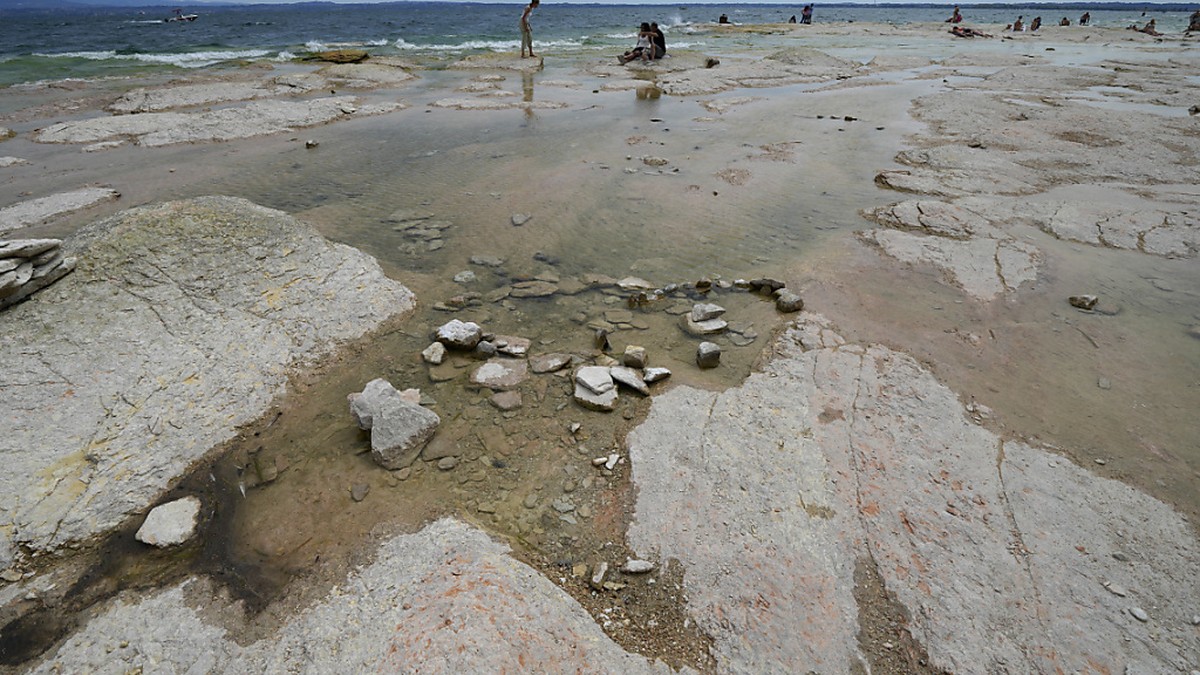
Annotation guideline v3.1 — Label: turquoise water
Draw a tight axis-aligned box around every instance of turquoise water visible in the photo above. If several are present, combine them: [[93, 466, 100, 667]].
[[1, 3, 1195, 87]]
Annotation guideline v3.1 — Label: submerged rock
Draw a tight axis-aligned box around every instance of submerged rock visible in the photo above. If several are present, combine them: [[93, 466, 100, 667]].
[[697, 342, 721, 369], [1069, 295, 1098, 310]]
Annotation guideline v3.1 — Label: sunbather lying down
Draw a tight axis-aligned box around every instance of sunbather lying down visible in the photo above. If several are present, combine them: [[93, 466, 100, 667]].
[[950, 25, 993, 38]]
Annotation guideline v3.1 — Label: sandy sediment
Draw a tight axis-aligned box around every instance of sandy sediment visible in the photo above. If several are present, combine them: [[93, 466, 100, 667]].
[[1, 23, 1198, 673]]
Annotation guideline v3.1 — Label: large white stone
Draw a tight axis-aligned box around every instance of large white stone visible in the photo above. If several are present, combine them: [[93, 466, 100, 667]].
[[135, 496, 202, 548]]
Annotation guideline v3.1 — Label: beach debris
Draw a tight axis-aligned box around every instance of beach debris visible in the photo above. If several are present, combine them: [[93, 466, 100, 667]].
[[135, 496, 202, 548], [697, 342, 722, 369], [1069, 295, 1098, 310], [350, 483, 370, 502], [0, 239, 77, 310], [305, 139, 319, 149], [644, 367, 671, 383], [511, 213, 532, 226], [589, 562, 609, 590]]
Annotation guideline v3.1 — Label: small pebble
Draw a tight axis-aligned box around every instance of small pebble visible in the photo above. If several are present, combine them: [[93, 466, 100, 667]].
[[1129, 607, 1149, 623]]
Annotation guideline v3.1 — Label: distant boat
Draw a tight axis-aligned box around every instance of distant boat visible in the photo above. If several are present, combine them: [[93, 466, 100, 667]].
[[164, 8, 198, 23]]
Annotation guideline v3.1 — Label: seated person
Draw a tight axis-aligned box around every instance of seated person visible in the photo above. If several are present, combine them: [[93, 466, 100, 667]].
[[1029, 16, 1042, 31], [619, 22, 655, 63], [650, 22, 666, 59], [1060, 17, 1071, 26], [1139, 18, 1161, 35], [946, 6, 963, 23], [1012, 16, 1024, 31], [1190, 10, 1200, 32]]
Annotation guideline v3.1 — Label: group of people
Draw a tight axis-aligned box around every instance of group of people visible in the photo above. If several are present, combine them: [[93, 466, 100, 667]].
[[618, 22, 667, 64]]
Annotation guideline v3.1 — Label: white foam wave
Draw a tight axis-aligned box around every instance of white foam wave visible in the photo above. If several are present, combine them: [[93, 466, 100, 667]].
[[392, 37, 581, 52], [34, 49, 272, 69]]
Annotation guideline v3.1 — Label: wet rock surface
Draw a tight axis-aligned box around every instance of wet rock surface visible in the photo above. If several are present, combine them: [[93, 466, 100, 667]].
[[0, 196, 415, 567], [0, 188, 120, 234], [627, 314, 1200, 672]]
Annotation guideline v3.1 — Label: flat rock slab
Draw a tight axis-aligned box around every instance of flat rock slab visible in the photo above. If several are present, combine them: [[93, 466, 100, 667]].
[[0, 196, 415, 567], [34, 97, 402, 148], [859, 228, 1040, 300], [0, 187, 120, 235], [30, 519, 676, 674], [470, 358, 529, 391], [626, 313, 1199, 673]]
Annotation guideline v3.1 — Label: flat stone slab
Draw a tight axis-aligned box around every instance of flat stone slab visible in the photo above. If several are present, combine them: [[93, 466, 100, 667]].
[[34, 97, 402, 148], [0, 187, 120, 235], [859, 228, 1040, 300], [30, 519, 676, 674], [0, 196, 415, 567], [626, 313, 1199, 672], [470, 358, 529, 391], [134, 496, 202, 548]]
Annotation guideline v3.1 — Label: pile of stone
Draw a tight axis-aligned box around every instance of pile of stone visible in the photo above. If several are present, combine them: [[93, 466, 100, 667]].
[[0, 239, 76, 311], [348, 378, 441, 470], [573, 345, 671, 413]]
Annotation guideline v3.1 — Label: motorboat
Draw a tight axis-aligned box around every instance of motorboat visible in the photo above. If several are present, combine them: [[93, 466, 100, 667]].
[[165, 8, 199, 22]]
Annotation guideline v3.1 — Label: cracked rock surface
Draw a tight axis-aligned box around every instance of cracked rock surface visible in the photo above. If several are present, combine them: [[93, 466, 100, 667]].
[[626, 313, 1199, 673], [0, 196, 415, 567]]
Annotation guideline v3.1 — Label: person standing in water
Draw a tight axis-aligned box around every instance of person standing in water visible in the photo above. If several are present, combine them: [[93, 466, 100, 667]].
[[520, 0, 540, 58]]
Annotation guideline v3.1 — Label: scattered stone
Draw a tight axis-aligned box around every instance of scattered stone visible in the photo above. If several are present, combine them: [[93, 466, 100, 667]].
[[694, 278, 712, 292], [617, 276, 655, 291], [593, 328, 612, 352], [691, 303, 726, 322], [474, 340, 497, 358], [509, 280, 557, 298], [437, 456, 459, 471], [350, 483, 370, 502], [748, 278, 786, 294], [492, 335, 530, 357], [435, 319, 483, 350], [305, 139, 319, 149], [775, 290, 804, 313], [1104, 582, 1128, 597], [306, 49, 369, 64], [1129, 607, 1149, 623], [697, 341, 721, 369], [349, 378, 441, 470], [643, 367, 671, 383], [622, 345, 648, 369], [470, 358, 529, 391], [575, 366, 615, 394], [604, 454, 620, 470], [1098, 377, 1111, 390], [590, 562, 609, 590], [490, 390, 523, 411], [605, 309, 634, 324], [134, 496, 202, 548], [0, 239, 77, 310], [523, 493, 539, 508], [592, 456, 608, 467], [530, 353, 572, 373], [421, 342, 446, 365], [620, 559, 656, 574], [569, 422, 582, 434], [551, 498, 575, 513], [1069, 295, 1098, 311], [453, 270, 477, 284], [609, 366, 650, 396], [684, 316, 728, 336], [511, 213, 532, 226], [0, 569, 21, 583], [574, 382, 619, 412], [470, 254, 504, 267]]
